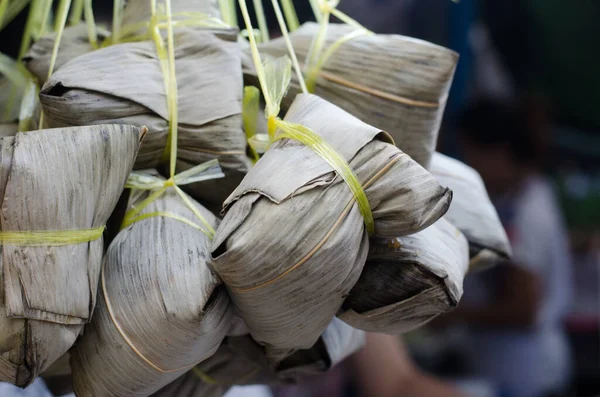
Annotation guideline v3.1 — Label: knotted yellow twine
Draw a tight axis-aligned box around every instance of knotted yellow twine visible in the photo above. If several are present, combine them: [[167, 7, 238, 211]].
[[0, 0, 106, 246], [102, 0, 225, 374], [239, 0, 375, 235]]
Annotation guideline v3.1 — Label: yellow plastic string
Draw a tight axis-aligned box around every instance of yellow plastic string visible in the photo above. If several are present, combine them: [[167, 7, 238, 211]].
[[305, 0, 371, 93], [228, 0, 238, 26], [83, 0, 98, 48], [243, 86, 261, 162], [17, 0, 43, 58], [218, 0, 237, 27], [48, 0, 70, 72], [110, 2, 224, 365], [173, 185, 216, 236], [308, 0, 322, 22], [121, 174, 218, 239], [279, 0, 299, 31], [29, 0, 50, 40], [120, 1, 220, 241], [0, 226, 104, 246], [112, 0, 124, 43], [271, 119, 374, 234], [192, 368, 219, 384], [252, 0, 269, 43], [0, 0, 30, 32], [122, 185, 169, 227], [238, 0, 375, 235], [2, 0, 45, 122], [320, 0, 364, 30], [39, 0, 71, 130], [263, 56, 291, 126], [68, 0, 83, 25], [0, 0, 8, 28], [268, 0, 307, 94], [306, 28, 371, 92], [36, 0, 53, 38], [304, 8, 329, 91], [163, 0, 178, 178], [218, 0, 229, 25], [169, 159, 225, 184], [53, 0, 68, 31]]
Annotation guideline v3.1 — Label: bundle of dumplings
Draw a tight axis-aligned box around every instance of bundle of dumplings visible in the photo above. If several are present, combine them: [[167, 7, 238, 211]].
[[0, 0, 511, 395]]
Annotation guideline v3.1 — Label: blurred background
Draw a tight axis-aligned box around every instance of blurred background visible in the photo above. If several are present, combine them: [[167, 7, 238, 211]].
[[278, 2, 600, 396], [1, 1, 598, 397]]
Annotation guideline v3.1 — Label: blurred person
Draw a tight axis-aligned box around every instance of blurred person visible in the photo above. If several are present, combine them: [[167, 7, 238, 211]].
[[438, 100, 574, 397], [350, 333, 468, 397], [234, 333, 468, 397], [270, 333, 468, 397]]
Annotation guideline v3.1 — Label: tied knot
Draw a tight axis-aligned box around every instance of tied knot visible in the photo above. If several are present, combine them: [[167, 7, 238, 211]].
[[267, 116, 278, 138], [318, 0, 339, 14]]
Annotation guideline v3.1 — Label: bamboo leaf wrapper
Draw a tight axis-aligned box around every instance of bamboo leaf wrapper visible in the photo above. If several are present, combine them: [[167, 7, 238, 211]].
[[211, 93, 451, 361], [0, 124, 142, 386]]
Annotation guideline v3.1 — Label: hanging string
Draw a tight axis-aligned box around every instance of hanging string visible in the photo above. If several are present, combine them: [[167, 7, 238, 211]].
[[39, 0, 71, 129], [305, 0, 371, 92], [0, 0, 30, 32], [68, 0, 83, 25], [112, 0, 124, 43], [279, 0, 299, 31], [36, 0, 53, 37], [308, 0, 322, 22], [120, 0, 220, 239], [106, 0, 226, 374], [0, 227, 105, 246], [0, 0, 9, 28], [83, 0, 98, 48], [238, 0, 375, 235], [268, 0, 307, 94], [252, 0, 269, 42]]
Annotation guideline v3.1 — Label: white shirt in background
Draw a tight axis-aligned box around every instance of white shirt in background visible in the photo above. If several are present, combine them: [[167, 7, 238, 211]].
[[463, 176, 573, 397]]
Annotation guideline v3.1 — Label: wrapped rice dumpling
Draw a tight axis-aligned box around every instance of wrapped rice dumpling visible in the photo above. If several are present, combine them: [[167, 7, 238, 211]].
[[0, 124, 143, 386], [245, 22, 458, 168], [152, 336, 275, 397], [40, 29, 250, 208], [339, 218, 469, 333], [72, 177, 232, 397], [275, 317, 365, 381], [211, 93, 452, 358], [430, 152, 511, 270], [23, 24, 110, 85], [153, 318, 365, 397]]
